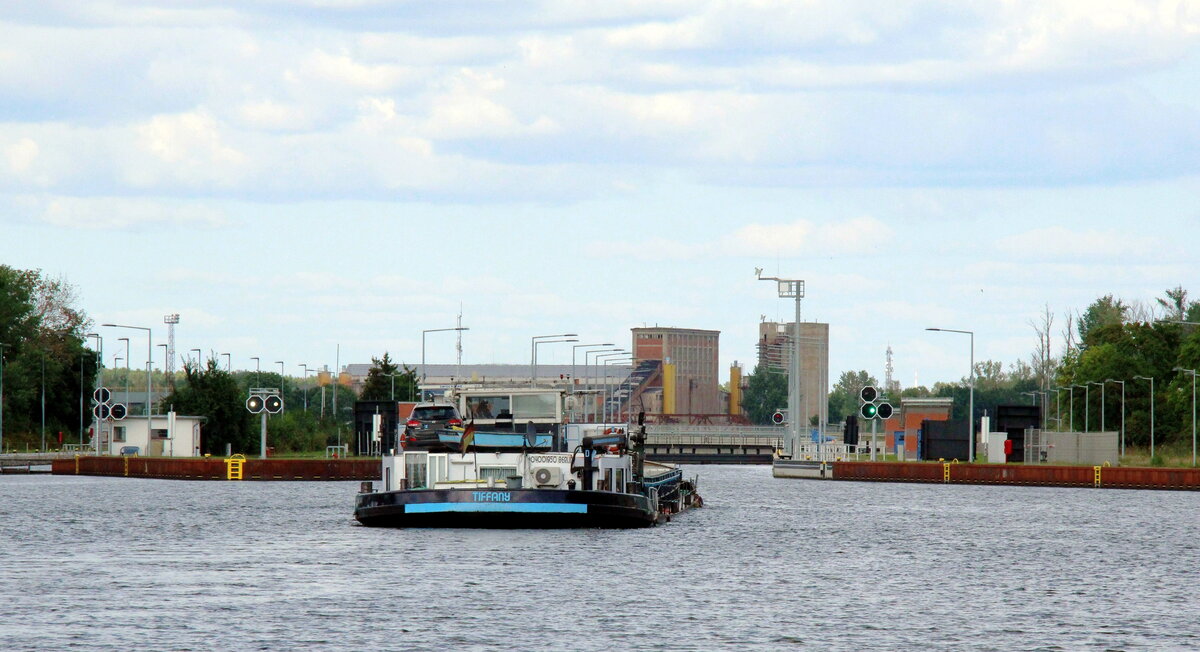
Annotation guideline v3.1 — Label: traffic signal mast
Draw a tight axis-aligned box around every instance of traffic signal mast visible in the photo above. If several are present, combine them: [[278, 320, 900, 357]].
[[858, 385, 892, 461]]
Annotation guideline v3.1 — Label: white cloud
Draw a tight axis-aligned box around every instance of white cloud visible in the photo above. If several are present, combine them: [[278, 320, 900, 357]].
[[995, 226, 1165, 260], [587, 216, 891, 260], [33, 196, 228, 229]]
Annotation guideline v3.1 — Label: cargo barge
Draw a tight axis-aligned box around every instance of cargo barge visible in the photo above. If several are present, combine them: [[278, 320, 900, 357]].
[[354, 418, 702, 528]]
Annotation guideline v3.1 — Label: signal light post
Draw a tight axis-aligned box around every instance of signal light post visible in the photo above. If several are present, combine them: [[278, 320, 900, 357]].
[[247, 388, 284, 458], [859, 386, 892, 461]]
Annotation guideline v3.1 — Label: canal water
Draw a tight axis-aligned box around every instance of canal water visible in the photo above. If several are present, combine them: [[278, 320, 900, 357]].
[[2, 466, 1198, 651]]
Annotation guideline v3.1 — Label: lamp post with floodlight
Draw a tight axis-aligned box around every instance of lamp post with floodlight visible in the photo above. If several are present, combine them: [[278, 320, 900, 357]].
[[102, 323, 152, 447]]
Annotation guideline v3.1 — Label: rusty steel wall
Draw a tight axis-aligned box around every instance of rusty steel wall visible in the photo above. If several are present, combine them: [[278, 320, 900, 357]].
[[52, 456, 380, 481], [832, 461, 1200, 490]]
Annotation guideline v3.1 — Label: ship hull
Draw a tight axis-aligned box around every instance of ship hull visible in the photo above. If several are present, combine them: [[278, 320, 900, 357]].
[[354, 487, 657, 528]]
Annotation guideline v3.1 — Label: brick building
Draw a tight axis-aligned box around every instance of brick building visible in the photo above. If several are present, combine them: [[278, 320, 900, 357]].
[[632, 327, 721, 414]]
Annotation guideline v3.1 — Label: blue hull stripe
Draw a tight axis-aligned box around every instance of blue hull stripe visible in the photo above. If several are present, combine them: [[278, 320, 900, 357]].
[[406, 502, 588, 514]]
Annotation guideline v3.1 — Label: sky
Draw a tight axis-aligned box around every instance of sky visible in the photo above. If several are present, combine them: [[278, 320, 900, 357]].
[[2, 0, 1199, 388]]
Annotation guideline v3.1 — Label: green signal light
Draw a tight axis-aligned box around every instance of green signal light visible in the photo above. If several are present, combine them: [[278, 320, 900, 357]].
[[860, 403, 878, 419]]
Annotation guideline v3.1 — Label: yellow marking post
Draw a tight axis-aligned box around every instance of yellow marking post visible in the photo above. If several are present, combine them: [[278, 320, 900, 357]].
[[1093, 465, 1102, 488], [124, 456, 129, 477], [226, 454, 246, 481], [943, 462, 951, 483], [74, 454, 80, 474]]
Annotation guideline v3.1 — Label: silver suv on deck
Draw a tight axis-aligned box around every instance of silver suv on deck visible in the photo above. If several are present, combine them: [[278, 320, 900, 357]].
[[403, 402, 463, 446]]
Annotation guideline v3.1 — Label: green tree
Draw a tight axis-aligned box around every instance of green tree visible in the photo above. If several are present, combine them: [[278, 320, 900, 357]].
[[359, 352, 417, 401], [0, 266, 96, 450], [162, 358, 253, 455], [741, 364, 788, 425], [1078, 295, 1127, 347], [827, 370, 878, 422]]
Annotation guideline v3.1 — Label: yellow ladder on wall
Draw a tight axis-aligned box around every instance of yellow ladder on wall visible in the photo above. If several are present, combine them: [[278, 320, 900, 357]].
[[226, 454, 246, 481]]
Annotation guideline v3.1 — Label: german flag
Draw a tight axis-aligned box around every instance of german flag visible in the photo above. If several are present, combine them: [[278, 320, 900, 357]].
[[459, 422, 476, 454]]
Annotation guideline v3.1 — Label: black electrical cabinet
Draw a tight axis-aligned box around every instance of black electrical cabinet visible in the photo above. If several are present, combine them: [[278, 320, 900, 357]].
[[995, 405, 1041, 463], [920, 418, 969, 461]]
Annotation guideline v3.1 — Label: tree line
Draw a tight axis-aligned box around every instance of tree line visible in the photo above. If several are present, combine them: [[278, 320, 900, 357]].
[[740, 286, 1200, 455]]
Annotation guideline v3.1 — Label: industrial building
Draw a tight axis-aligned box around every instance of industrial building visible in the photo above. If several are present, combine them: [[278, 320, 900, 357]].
[[631, 326, 722, 415], [757, 321, 829, 427]]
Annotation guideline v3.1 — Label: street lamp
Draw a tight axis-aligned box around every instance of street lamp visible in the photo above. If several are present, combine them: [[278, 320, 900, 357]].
[[190, 348, 202, 368], [601, 355, 634, 421], [250, 356, 260, 387], [0, 342, 7, 454], [1052, 387, 1066, 431], [275, 361, 285, 410], [221, 352, 231, 372], [1021, 391, 1037, 406], [1134, 375, 1155, 459], [1173, 367, 1196, 466], [926, 327, 975, 460], [605, 355, 634, 422], [531, 333, 578, 386], [571, 343, 613, 394], [596, 352, 631, 421], [1105, 379, 1125, 456], [385, 372, 404, 401], [85, 334, 103, 451], [102, 323, 152, 445], [584, 348, 623, 420], [422, 327, 470, 385], [1073, 384, 1089, 432], [300, 364, 313, 412], [118, 337, 130, 407], [1089, 381, 1106, 432]]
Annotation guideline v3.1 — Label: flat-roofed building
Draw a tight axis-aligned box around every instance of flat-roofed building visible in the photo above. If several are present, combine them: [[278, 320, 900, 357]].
[[632, 326, 720, 414], [757, 321, 829, 427]]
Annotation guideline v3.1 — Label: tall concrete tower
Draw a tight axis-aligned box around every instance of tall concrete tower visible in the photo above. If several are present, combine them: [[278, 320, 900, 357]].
[[164, 313, 180, 388]]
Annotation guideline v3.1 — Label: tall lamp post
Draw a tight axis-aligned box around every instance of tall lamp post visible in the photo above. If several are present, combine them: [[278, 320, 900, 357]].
[[571, 343, 613, 394], [1173, 367, 1196, 466], [275, 361, 285, 411], [1089, 381, 1106, 432], [1105, 379, 1125, 456], [602, 354, 634, 421], [221, 352, 231, 372], [190, 348, 202, 368], [300, 364, 313, 412], [585, 348, 623, 421], [1134, 375, 1155, 459], [85, 334, 103, 451], [250, 357, 261, 387], [422, 326, 470, 387], [761, 273, 805, 457], [0, 342, 7, 454], [531, 333, 578, 386], [594, 351, 629, 421], [1053, 387, 1066, 431], [1073, 384, 1089, 432], [102, 323, 152, 448], [926, 327, 975, 461]]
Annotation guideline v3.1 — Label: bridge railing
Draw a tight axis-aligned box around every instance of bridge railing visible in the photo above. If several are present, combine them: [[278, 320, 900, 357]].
[[645, 433, 784, 447], [645, 425, 785, 437]]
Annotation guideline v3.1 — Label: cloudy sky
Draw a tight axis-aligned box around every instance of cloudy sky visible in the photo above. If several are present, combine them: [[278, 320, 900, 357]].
[[2, 0, 1199, 387]]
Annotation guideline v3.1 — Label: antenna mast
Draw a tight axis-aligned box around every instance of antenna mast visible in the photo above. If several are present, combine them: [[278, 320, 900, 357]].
[[164, 313, 180, 388]]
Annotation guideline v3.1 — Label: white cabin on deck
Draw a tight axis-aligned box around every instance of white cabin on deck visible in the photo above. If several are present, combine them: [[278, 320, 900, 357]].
[[382, 450, 633, 494], [97, 411, 204, 457]]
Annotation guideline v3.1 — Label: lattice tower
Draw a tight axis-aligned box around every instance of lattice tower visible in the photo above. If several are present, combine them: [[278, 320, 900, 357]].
[[164, 313, 180, 387]]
